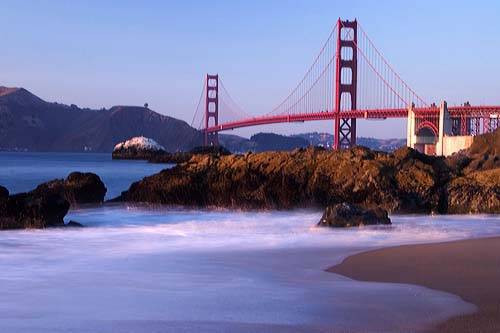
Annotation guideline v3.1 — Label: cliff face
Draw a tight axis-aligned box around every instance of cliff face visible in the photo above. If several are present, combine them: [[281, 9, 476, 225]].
[[0, 87, 202, 152], [118, 129, 499, 213]]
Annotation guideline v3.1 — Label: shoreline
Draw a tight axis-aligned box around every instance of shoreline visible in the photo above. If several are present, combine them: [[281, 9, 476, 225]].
[[329, 236, 500, 332]]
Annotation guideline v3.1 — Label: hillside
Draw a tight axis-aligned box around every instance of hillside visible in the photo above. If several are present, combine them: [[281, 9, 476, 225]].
[[0, 87, 201, 152], [293, 132, 406, 151], [220, 132, 309, 152], [221, 132, 404, 153], [0, 86, 406, 153]]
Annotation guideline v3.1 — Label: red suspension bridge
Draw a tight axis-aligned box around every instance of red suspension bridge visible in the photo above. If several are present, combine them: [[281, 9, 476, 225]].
[[191, 18, 499, 153]]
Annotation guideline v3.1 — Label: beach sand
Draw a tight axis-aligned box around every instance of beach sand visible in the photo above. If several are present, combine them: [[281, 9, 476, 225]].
[[329, 236, 500, 333]]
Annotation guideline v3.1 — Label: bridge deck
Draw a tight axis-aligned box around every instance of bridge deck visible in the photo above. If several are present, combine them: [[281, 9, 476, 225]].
[[206, 106, 500, 133]]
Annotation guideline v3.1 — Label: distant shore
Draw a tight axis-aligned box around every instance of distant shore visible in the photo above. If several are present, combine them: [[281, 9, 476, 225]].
[[329, 236, 500, 332]]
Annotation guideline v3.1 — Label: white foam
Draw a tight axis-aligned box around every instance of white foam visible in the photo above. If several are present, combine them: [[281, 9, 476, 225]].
[[0, 207, 499, 332]]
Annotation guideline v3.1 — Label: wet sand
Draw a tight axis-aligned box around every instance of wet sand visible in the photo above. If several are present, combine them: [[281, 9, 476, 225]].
[[329, 236, 500, 332]]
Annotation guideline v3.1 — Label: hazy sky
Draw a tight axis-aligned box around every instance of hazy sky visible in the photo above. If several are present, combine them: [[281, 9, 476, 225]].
[[1, 0, 499, 138]]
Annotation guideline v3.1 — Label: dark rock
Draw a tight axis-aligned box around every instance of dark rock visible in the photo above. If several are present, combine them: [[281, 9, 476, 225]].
[[317, 203, 391, 228], [0, 186, 70, 230], [63, 172, 107, 204], [0, 185, 8, 202], [66, 220, 84, 228], [35, 172, 106, 206], [0, 172, 105, 229], [0, 185, 9, 214]]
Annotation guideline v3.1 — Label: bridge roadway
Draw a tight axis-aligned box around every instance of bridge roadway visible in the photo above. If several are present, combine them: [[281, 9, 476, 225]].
[[205, 105, 500, 133]]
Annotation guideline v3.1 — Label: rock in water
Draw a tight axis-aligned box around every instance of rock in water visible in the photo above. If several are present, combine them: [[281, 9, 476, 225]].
[[0, 185, 70, 229], [112, 136, 166, 160], [0, 185, 8, 202], [35, 172, 106, 206], [63, 172, 107, 204], [318, 203, 391, 228], [0, 172, 105, 229], [0, 186, 9, 213]]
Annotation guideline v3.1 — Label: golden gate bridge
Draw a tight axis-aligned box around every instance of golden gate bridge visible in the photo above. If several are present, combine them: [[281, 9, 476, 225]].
[[191, 19, 499, 153]]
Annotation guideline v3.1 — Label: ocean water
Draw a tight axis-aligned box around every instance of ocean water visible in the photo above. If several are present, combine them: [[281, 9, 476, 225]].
[[1, 153, 500, 332], [0, 152, 167, 199]]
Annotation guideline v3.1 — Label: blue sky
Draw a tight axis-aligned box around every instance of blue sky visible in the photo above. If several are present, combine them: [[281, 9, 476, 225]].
[[1, 0, 499, 138]]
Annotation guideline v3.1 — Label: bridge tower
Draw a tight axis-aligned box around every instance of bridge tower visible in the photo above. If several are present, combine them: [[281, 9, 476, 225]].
[[204, 74, 219, 146], [334, 19, 358, 149]]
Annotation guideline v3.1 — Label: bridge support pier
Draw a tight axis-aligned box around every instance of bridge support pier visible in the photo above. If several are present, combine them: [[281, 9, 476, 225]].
[[436, 101, 451, 156], [407, 101, 473, 156], [406, 103, 416, 149]]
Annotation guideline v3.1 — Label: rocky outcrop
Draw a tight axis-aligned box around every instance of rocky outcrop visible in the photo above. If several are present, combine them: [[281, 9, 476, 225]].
[[117, 146, 448, 212], [0, 172, 105, 229], [112, 136, 166, 160], [318, 203, 391, 227], [0, 184, 70, 229], [446, 169, 500, 214], [442, 129, 500, 213], [446, 129, 499, 174], [117, 129, 499, 214], [37, 172, 107, 206]]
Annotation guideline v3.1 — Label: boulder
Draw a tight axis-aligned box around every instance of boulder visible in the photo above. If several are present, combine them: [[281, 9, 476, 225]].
[[0, 185, 70, 229], [0, 172, 105, 229], [0, 185, 8, 202], [36, 172, 107, 206], [0, 185, 9, 213], [63, 172, 107, 204], [317, 203, 391, 228]]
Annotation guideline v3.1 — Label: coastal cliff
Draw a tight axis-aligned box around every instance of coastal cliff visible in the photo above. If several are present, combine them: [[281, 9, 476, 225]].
[[117, 129, 499, 213]]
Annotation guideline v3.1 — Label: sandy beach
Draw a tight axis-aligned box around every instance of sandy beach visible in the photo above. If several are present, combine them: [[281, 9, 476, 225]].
[[329, 236, 500, 333]]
